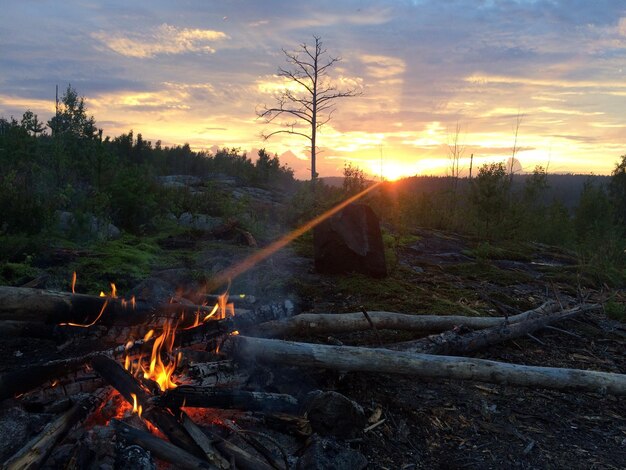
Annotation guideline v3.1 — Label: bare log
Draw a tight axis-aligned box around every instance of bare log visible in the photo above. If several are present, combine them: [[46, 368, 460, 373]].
[[251, 301, 557, 337], [4, 389, 108, 470], [112, 419, 218, 470], [90, 355, 204, 458], [389, 303, 601, 355], [226, 335, 626, 395], [157, 385, 300, 414]]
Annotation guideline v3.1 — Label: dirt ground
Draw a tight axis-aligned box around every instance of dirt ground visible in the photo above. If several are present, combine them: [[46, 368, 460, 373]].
[[296, 228, 626, 469], [1, 224, 625, 469]]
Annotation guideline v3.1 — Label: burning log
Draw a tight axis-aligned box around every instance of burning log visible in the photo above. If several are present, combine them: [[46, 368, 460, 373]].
[[0, 286, 148, 325], [157, 386, 300, 414], [0, 356, 92, 401], [225, 335, 626, 395], [89, 355, 205, 458], [251, 301, 558, 337], [0, 286, 241, 328], [111, 419, 219, 470], [388, 303, 602, 355], [3, 388, 109, 470]]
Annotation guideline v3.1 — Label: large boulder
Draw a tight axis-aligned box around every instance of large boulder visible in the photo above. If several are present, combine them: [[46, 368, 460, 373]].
[[313, 204, 387, 277]]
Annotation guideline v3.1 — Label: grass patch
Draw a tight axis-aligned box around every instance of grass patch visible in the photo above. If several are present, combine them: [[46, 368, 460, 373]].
[[70, 235, 162, 293], [465, 241, 533, 262], [447, 261, 533, 286], [604, 300, 626, 321], [0, 262, 41, 286]]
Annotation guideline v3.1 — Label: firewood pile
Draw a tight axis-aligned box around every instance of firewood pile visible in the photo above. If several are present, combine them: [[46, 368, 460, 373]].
[[0, 283, 624, 469]]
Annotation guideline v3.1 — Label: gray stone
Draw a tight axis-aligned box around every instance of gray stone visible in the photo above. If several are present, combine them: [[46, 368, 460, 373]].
[[178, 212, 224, 232], [303, 390, 366, 439], [56, 211, 121, 240], [157, 175, 202, 188], [177, 212, 223, 231]]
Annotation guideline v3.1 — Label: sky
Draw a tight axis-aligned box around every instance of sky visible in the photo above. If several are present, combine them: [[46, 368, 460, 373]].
[[2, 0, 626, 179]]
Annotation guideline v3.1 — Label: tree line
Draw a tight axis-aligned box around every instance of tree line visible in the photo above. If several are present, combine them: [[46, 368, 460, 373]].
[[0, 85, 295, 236]]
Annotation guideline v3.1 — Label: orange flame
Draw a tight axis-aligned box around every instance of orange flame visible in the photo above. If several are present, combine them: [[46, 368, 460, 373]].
[[71, 272, 77, 294], [130, 393, 143, 417], [143, 321, 179, 392]]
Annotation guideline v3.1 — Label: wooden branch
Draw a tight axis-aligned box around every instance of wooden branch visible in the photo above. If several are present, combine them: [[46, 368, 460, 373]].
[[251, 302, 558, 338], [388, 303, 601, 355], [112, 419, 218, 470], [90, 355, 204, 458], [226, 335, 626, 395], [4, 389, 108, 470], [179, 412, 230, 469], [157, 386, 300, 414]]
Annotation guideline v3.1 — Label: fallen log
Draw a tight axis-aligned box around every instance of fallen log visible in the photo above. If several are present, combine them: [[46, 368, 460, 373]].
[[90, 355, 205, 458], [251, 301, 558, 338], [112, 419, 218, 470], [389, 303, 601, 355], [225, 335, 626, 395], [157, 386, 300, 414], [0, 285, 152, 325], [4, 388, 109, 470]]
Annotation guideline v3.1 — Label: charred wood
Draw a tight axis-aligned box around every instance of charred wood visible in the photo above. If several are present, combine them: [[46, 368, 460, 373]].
[[3, 388, 108, 470], [111, 419, 218, 470], [157, 386, 300, 414], [179, 412, 230, 469], [0, 356, 92, 401], [90, 355, 205, 458], [226, 335, 626, 395]]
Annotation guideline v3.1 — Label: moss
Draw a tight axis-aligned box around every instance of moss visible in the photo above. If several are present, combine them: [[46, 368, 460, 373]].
[[604, 300, 626, 322], [70, 235, 162, 293], [0, 262, 41, 286]]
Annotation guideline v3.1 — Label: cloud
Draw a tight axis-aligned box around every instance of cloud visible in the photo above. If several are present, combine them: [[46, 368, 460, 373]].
[[360, 54, 405, 79], [92, 23, 229, 58]]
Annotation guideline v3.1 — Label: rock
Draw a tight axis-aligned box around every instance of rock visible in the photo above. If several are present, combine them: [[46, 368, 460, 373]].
[[177, 213, 223, 231], [296, 435, 368, 470], [56, 211, 121, 240], [303, 390, 366, 439], [157, 175, 202, 188], [313, 204, 387, 277]]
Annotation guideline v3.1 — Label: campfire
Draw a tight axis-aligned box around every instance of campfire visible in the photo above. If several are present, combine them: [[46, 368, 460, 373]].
[[1, 266, 624, 469]]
